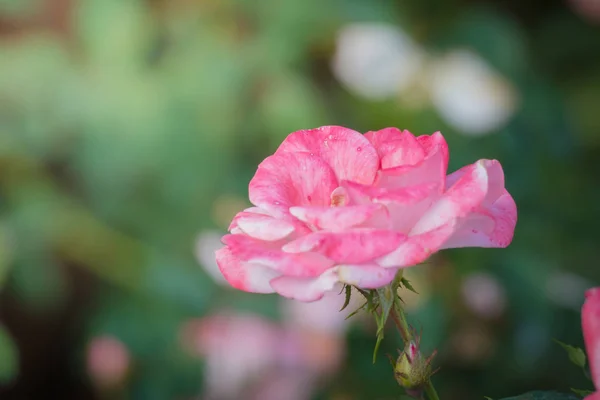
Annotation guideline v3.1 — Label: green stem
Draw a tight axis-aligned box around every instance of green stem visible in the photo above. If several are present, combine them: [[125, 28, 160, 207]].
[[391, 300, 441, 400], [424, 380, 440, 400]]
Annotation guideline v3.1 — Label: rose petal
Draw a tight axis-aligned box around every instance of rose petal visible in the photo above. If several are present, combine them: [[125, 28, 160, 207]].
[[249, 152, 338, 218], [364, 128, 425, 169], [377, 222, 457, 267], [376, 132, 448, 189], [282, 229, 406, 264], [289, 204, 388, 231], [410, 160, 489, 235], [215, 247, 279, 293], [275, 126, 380, 185], [584, 288, 600, 390], [228, 211, 297, 241], [270, 264, 398, 302], [342, 180, 440, 233], [446, 159, 505, 205], [222, 234, 334, 277], [440, 190, 517, 249]]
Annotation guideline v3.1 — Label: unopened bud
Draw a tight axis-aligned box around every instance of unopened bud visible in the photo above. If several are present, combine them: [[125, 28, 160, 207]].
[[393, 340, 436, 393]]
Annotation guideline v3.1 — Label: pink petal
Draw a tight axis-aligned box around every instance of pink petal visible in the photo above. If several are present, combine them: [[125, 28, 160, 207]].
[[249, 152, 338, 218], [583, 288, 600, 390], [289, 204, 388, 231], [222, 234, 334, 277], [229, 211, 297, 241], [585, 393, 600, 400], [440, 160, 516, 249], [416, 132, 449, 170], [275, 126, 380, 185], [364, 128, 425, 169], [215, 247, 279, 293], [269, 264, 398, 302], [376, 132, 448, 190], [343, 181, 440, 233], [377, 222, 458, 267], [440, 190, 517, 249], [446, 159, 505, 206], [410, 160, 489, 236], [282, 229, 406, 264]]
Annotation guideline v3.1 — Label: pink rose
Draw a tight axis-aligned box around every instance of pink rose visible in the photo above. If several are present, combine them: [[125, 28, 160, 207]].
[[582, 288, 600, 400], [216, 126, 517, 301]]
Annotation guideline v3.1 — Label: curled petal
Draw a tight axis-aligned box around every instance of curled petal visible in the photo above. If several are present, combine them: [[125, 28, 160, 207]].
[[376, 132, 448, 189], [583, 288, 600, 390], [275, 125, 380, 185], [364, 128, 425, 169], [377, 222, 457, 267], [446, 159, 505, 205], [222, 234, 334, 277], [230, 211, 297, 241], [410, 160, 489, 236], [215, 247, 279, 293], [270, 264, 398, 302], [249, 152, 338, 217], [441, 190, 517, 249], [289, 204, 388, 231], [282, 229, 406, 264]]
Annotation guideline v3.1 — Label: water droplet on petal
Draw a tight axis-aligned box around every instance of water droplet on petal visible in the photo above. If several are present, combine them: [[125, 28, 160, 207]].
[[307, 195, 312, 202], [356, 147, 362, 152]]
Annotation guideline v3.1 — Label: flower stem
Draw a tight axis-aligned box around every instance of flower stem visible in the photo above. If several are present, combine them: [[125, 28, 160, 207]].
[[424, 381, 440, 400], [391, 301, 441, 400]]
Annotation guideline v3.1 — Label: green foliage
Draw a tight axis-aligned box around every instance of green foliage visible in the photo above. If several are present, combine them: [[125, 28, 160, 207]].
[[0, 0, 599, 398], [554, 339, 587, 369], [499, 392, 581, 400], [0, 326, 19, 384]]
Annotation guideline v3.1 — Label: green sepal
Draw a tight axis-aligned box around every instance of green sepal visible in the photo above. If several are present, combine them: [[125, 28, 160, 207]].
[[554, 339, 587, 368]]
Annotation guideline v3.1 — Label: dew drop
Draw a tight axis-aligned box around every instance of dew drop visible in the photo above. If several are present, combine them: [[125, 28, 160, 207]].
[[307, 195, 312, 202], [356, 146, 362, 152], [328, 134, 334, 139]]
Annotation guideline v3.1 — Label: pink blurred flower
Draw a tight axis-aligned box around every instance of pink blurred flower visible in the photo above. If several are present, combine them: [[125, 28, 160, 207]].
[[86, 335, 130, 389], [582, 288, 600, 400], [216, 126, 517, 301], [461, 272, 507, 319], [180, 313, 283, 399], [181, 311, 345, 400]]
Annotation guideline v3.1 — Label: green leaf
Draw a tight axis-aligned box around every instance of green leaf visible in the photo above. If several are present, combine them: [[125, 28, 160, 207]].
[[400, 277, 419, 294], [499, 391, 581, 400], [340, 284, 352, 312], [345, 301, 368, 320], [0, 325, 19, 384], [554, 339, 587, 368], [484, 397, 494, 400], [571, 388, 593, 397], [373, 286, 397, 363]]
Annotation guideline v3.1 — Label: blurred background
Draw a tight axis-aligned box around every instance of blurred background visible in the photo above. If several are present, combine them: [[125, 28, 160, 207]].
[[0, 0, 599, 399]]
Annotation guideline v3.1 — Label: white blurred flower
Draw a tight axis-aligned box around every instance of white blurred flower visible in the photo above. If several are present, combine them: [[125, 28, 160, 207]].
[[545, 271, 594, 310], [195, 230, 228, 286], [331, 23, 426, 100], [429, 49, 519, 136], [461, 272, 507, 319]]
